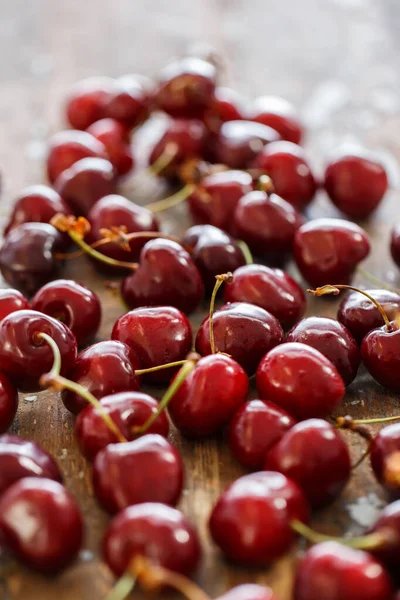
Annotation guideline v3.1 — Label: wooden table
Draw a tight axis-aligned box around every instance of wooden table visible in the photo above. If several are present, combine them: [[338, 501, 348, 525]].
[[1, 1, 400, 598]]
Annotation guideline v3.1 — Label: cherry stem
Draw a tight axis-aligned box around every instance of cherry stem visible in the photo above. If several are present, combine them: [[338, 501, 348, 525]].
[[105, 573, 136, 600], [134, 359, 187, 376], [148, 142, 179, 176], [357, 266, 400, 293], [56, 238, 114, 261], [145, 183, 196, 213], [337, 414, 400, 427], [236, 240, 253, 265], [308, 285, 393, 332], [68, 230, 139, 271], [209, 273, 233, 354], [255, 174, 274, 194], [291, 519, 387, 551]]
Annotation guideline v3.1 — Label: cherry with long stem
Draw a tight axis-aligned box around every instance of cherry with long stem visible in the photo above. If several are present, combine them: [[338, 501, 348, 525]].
[[209, 272, 233, 354]]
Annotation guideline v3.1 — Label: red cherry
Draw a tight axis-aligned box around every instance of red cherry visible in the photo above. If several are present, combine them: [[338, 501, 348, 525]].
[[0, 289, 30, 321], [75, 391, 169, 461], [103, 74, 151, 128], [228, 399, 295, 469], [216, 585, 278, 600], [93, 434, 184, 513], [0, 478, 83, 573], [324, 153, 388, 219], [293, 218, 370, 287], [31, 279, 101, 347], [196, 302, 283, 376], [390, 224, 400, 269], [225, 265, 306, 329], [213, 120, 280, 168], [209, 471, 309, 565], [256, 342, 345, 420], [103, 502, 201, 577], [112, 306, 192, 384], [204, 87, 245, 132], [168, 354, 248, 438], [46, 129, 107, 183], [293, 542, 394, 600], [361, 322, 400, 393], [62, 340, 140, 414], [248, 96, 303, 144], [369, 500, 400, 570], [65, 76, 115, 130], [0, 374, 18, 434], [87, 118, 135, 177], [0, 434, 62, 496], [370, 424, 400, 496]]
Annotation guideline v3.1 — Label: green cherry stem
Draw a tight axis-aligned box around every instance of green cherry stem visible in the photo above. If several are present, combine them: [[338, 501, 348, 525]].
[[237, 240, 253, 265], [145, 183, 196, 213], [68, 230, 139, 270], [291, 520, 388, 551], [134, 360, 188, 376], [105, 573, 137, 600], [148, 142, 179, 176], [357, 266, 400, 293], [209, 273, 233, 354]]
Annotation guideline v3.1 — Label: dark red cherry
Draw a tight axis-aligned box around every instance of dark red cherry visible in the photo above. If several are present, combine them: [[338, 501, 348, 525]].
[[168, 354, 248, 438], [338, 289, 400, 345], [93, 434, 184, 513], [361, 322, 400, 393], [31, 279, 101, 347], [256, 342, 345, 420], [0, 434, 62, 496], [286, 316, 361, 385], [369, 500, 400, 570], [265, 419, 351, 508], [248, 96, 303, 145], [46, 130, 107, 183], [204, 87, 245, 133], [390, 224, 400, 269], [324, 153, 388, 219], [55, 157, 116, 216], [216, 585, 278, 600], [87, 118, 135, 177], [103, 74, 151, 128], [196, 302, 283, 376], [225, 265, 306, 329], [293, 542, 394, 600], [209, 471, 309, 565], [155, 57, 217, 118], [103, 502, 201, 577], [293, 218, 371, 287], [228, 399, 295, 469], [75, 392, 169, 461], [0, 375, 18, 434], [213, 120, 280, 169], [187, 169, 253, 232], [121, 239, 204, 314], [370, 424, 400, 496], [0, 478, 83, 573], [0, 289, 30, 321], [65, 76, 114, 130], [112, 306, 192, 384], [62, 340, 140, 414], [232, 191, 304, 262], [183, 224, 246, 291]]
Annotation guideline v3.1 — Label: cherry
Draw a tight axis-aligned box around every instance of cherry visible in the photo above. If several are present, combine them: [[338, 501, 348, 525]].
[[87, 118, 134, 177], [209, 471, 309, 565], [187, 169, 253, 232], [31, 279, 101, 347], [112, 306, 192, 384], [256, 342, 345, 420], [0, 289, 30, 321], [0, 374, 18, 434], [293, 542, 394, 600], [65, 76, 115, 130], [204, 87, 245, 132], [0, 434, 62, 496], [324, 153, 388, 219], [390, 224, 400, 269], [103, 74, 151, 128], [213, 120, 280, 169], [46, 129, 107, 183], [93, 434, 184, 513], [121, 239, 204, 314], [62, 340, 140, 414], [228, 399, 296, 469], [248, 96, 303, 144], [0, 478, 83, 573], [155, 57, 217, 118], [216, 585, 278, 600], [369, 500, 400, 570], [370, 424, 400, 497], [293, 218, 370, 287], [225, 264, 306, 329]]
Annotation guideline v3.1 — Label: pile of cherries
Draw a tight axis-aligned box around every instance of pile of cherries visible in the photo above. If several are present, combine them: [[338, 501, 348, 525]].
[[1, 49, 400, 600]]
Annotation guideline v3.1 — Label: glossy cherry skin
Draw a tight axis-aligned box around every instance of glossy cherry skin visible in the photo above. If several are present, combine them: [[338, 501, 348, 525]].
[[0, 478, 83, 574], [196, 302, 283, 376], [209, 471, 309, 565], [256, 342, 345, 420], [0, 223, 62, 296], [103, 74, 151, 128], [232, 191, 304, 262], [293, 218, 370, 287], [46, 129, 107, 183], [265, 419, 351, 508], [31, 279, 101, 347], [0, 289, 30, 321], [112, 306, 192, 384], [293, 542, 394, 600], [216, 585, 278, 600], [287, 316, 360, 385], [55, 157, 116, 216], [213, 120, 280, 169], [0, 435, 62, 496], [361, 323, 400, 393], [228, 399, 295, 469], [87, 118, 134, 177], [225, 265, 306, 329], [121, 239, 204, 315], [252, 141, 316, 210], [168, 354, 249, 438], [390, 224, 400, 268], [0, 310, 77, 391], [187, 170, 253, 232], [370, 423, 400, 496], [75, 391, 169, 461], [65, 76, 115, 130], [248, 96, 303, 144], [369, 500, 400, 570], [183, 224, 246, 291], [103, 503, 201, 577], [93, 434, 184, 513], [324, 154, 388, 219], [155, 57, 217, 118], [204, 87, 245, 133], [0, 374, 18, 434], [62, 340, 140, 414]]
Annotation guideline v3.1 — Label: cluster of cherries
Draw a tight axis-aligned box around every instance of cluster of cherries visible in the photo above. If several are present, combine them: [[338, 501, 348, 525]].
[[1, 49, 400, 600]]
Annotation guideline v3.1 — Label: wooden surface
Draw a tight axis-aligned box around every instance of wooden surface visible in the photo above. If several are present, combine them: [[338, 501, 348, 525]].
[[2, 0, 400, 598]]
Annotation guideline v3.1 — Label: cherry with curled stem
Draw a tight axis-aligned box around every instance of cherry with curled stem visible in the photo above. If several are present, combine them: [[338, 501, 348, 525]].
[[209, 273, 234, 354]]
